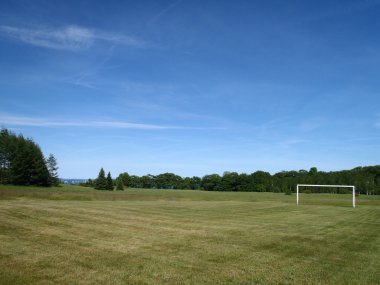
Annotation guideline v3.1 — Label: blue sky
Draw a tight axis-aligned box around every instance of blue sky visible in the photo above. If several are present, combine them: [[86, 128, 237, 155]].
[[0, 0, 379, 178]]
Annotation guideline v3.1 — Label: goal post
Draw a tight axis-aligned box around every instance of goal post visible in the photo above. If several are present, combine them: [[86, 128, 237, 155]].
[[296, 184, 356, 208]]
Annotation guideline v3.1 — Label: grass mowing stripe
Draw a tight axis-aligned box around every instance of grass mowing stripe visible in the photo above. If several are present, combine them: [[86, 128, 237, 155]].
[[0, 186, 379, 284]]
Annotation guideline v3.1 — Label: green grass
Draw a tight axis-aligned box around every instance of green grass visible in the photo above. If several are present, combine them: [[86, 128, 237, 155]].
[[0, 185, 379, 284]]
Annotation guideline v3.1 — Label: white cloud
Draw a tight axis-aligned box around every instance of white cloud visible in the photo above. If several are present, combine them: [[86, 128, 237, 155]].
[[0, 114, 220, 130], [0, 114, 172, 129], [0, 25, 144, 51]]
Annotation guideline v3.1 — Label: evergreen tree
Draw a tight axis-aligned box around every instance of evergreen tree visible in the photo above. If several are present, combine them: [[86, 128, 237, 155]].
[[106, 171, 114, 191], [46, 154, 59, 186], [0, 129, 11, 184], [116, 178, 124, 191], [95, 168, 107, 190], [87, 179, 94, 187], [29, 143, 50, 186], [6, 132, 50, 186]]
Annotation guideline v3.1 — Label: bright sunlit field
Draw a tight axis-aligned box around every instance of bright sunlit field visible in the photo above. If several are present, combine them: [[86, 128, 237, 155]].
[[0, 185, 379, 284]]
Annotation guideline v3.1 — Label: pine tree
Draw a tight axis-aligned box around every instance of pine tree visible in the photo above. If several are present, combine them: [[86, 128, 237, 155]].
[[106, 172, 114, 191], [95, 168, 107, 190], [10, 135, 50, 186], [46, 154, 59, 186], [30, 143, 50, 186], [0, 129, 11, 184], [116, 178, 124, 191]]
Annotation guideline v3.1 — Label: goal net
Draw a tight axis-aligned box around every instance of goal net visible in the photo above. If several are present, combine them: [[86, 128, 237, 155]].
[[296, 184, 356, 208]]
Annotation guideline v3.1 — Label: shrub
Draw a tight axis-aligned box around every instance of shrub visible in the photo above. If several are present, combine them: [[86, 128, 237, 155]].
[[116, 179, 124, 191]]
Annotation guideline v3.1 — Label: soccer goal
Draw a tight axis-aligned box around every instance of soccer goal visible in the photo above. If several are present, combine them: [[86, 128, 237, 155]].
[[296, 184, 356, 208]]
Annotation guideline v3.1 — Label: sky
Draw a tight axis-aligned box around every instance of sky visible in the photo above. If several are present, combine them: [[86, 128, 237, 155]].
[[0, 0, 379, 179]]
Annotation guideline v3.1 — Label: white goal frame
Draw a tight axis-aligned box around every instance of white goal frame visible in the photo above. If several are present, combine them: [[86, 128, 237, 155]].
[[296, 184, 356, 208]]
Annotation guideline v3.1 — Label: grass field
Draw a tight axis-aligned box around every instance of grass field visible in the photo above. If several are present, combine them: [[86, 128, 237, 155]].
[[0, 185, 379, 284]]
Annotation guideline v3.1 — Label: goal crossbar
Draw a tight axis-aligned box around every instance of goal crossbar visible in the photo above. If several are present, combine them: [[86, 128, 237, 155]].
[[296, 184, 356, 208]]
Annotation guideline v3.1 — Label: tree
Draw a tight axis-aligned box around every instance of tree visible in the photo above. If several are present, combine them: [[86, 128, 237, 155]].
[[237, 173, 254, 192], [309, 167, 318, 175], [190, 176, 202, 190], [88, 179, 94, 187], [0, 129, 11, 184], [0, 128, 54, 186], [118, 172, 131, 187], [251, 171, 271, 192], [106, 172, 114, 191], [256, 184, 266, 192], [95, 168, 107, 190], [107, 166, 380, 194], [180, 177, 192, 190], [116, 178, 124, 191], [155, 173, 182, 189], [140, 175, 154, 188], [130, 175, 142, 188], [220, 172, 240, 191], [202, 174, 222, 191], [29, 143, 50, 186], [285, 188, 292, 195], [46, 154, 59, 186]]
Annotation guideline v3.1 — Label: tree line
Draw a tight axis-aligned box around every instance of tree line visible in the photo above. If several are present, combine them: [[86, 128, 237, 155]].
[[83, 168, 124, 191], [0, 128, 59, 186], [113, 166, 380, 194], [2, 128, 379, 194]]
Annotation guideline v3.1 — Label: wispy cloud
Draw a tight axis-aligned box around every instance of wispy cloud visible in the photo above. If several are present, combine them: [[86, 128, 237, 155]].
[[147, 0, 183, 26], [0, 25, 145, 51], [0, 114, 221, 130]]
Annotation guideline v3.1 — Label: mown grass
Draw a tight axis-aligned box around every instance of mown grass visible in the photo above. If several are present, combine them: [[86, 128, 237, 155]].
[[0, 185, 379, 284]]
